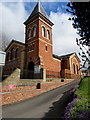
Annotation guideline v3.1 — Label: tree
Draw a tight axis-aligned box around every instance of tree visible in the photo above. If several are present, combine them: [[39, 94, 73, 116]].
[[66, 2, 90, 72]]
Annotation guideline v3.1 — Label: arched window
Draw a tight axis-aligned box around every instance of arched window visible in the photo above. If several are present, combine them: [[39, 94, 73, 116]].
[[73, 63, 76, 74], [33, 26, 36, 37], [76, 65, 78, 74], [47, 30, 50, 40], [15, 48, 19, 58], [10, 48, 14, 60], [42, 26, 45, 37], [28, 30, 31, 39]]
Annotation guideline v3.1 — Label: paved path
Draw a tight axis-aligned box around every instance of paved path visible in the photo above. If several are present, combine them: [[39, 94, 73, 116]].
[[2, 79, 80, 119]]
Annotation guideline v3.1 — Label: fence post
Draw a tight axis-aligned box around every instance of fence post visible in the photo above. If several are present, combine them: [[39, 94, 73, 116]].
[[40, 68, 46, 82]]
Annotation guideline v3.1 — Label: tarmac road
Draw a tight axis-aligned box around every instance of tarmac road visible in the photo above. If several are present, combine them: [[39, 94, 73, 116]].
[[2, 79, 80, 119]]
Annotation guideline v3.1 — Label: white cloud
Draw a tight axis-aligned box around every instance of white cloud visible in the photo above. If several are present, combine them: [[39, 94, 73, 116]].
[[0, 2, 80, 58], [0, 2, 28, 43], [49, 11, 80, 56]]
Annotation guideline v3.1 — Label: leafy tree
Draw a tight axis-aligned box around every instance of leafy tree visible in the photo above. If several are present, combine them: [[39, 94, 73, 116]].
[[66, 2, 90, 72]]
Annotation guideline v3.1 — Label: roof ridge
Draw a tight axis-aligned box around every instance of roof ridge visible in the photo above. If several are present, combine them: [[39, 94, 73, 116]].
[[39, 2, 49, 18], [5, 40, 25, 52], [59, 52, 75, 57]]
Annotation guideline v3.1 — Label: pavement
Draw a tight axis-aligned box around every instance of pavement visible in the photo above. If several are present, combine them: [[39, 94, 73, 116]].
[[2, 79, 80, 119]]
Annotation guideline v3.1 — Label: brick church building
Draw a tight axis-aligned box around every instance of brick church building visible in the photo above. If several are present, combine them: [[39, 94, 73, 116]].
[[3, 1, 81, 80]]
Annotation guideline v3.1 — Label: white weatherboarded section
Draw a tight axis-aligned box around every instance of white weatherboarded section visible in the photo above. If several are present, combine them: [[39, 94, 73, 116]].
[[0, 51, 6, 66]]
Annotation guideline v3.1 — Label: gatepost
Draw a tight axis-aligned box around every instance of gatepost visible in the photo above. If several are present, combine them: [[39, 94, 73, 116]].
[[40, 68, 46, 82]]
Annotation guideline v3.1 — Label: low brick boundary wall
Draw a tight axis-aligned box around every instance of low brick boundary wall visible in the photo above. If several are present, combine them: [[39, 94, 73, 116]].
[[1, 86, 36, 92], [0, 80, 74, 106]]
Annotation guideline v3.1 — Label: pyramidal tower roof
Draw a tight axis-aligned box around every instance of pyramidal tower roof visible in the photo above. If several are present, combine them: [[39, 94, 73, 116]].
[[24, 1, 53, 25], [30, 1, 49, 19]]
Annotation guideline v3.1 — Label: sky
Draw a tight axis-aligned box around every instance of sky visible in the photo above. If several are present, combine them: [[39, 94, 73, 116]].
[[0, 0, 80, 56]]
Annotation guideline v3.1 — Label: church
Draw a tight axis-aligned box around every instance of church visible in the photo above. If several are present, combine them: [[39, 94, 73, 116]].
[[3, 1, 81, 80]]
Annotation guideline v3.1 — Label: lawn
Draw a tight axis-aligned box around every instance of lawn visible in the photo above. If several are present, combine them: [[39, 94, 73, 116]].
[[76, 77, 90, 100], [64, 77, 90, 119]]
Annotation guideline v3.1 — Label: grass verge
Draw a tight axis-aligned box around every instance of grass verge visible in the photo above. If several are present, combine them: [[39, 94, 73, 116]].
[[64, 77, 90, 119]]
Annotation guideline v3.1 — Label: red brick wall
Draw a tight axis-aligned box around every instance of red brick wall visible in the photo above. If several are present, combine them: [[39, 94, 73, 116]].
[[1, 80, 74, 106], [61, 59, 70, 69], [25, 19, 39, 69], [61, 54, 81, 79], [25, 40, 39, 68], [25, 15, 61, 74], [3, 43, 25, 76], [38, 19, 61, 72]]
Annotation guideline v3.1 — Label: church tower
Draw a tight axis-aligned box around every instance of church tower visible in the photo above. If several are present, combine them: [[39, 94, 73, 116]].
[[24, 1, 54, 78]]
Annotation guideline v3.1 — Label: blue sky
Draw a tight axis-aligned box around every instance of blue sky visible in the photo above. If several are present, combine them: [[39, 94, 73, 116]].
[[3, 2, 70, 19], [24, 2, 69, 15], [0, 1, 80, 56]]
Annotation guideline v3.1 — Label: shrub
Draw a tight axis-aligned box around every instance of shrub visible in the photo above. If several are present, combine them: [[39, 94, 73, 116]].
[[64, 77, 90, 119]]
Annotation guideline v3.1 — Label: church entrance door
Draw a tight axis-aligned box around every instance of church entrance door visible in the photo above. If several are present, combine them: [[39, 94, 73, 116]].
[[28, 61, 34, 79]]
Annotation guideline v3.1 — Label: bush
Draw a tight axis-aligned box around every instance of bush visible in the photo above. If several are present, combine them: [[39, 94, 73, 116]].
[[64, 98, 90, 119], [64, 77, 90, 119]]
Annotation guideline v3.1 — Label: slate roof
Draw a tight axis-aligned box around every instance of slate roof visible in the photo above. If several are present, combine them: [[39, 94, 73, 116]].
[[29, 1, 49, 19], [5, 40, 25, 52], [24, 1, 53, 25], [53, 54, 60, 60], [59, 53, 74, 59], [53, 52, 80, 62]]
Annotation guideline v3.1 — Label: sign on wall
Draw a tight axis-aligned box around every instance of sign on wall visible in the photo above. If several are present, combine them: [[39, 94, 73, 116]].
[[34, 65, 40, 73], [0, 51, 6, 66]]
